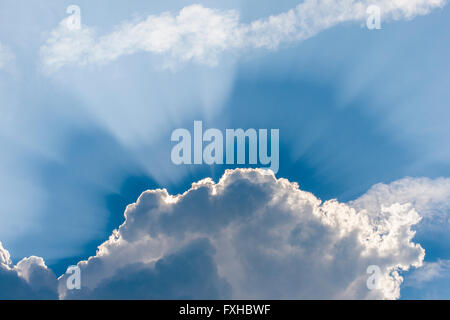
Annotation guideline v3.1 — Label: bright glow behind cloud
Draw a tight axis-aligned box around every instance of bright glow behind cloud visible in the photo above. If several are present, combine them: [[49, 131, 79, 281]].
[[40, 0, 447, 70]]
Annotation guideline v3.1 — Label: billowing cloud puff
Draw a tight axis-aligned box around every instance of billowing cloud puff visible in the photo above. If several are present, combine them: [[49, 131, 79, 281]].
[[58, 169, 425, 300], [350, 177, 450, 295], [0, 242, 58, 299], [0, 242, 12, 267], [3, 172, 450, 299], [40, 0, 447, 70]]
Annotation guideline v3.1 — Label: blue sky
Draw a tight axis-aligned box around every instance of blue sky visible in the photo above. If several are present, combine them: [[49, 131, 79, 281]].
[[0, 0, 450, 299]]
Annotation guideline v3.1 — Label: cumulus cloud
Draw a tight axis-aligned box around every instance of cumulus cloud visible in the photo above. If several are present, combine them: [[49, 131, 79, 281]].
[[0, 242, 58, 299], [349, 177, 450, 298], [58, 169, 425, 300], [40, 0, 447, 70], [0, 242, 12, 267], [62, 239, 232, 299], [2, 172, 450, 299]]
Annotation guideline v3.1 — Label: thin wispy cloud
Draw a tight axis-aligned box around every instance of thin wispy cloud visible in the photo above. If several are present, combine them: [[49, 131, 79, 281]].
[[40, 0, 447, 71], [407, 260, 450, 285]]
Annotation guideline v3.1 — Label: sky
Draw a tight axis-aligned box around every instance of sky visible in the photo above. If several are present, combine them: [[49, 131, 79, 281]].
[[0, 0, 450, 299]]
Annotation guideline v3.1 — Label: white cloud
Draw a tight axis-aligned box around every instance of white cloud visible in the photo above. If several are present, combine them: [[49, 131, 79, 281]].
[[350, 177, 450, 296], [405, 260, 450, 286], [58, 169, 425, 300], [0, 242, 58, 299], [350, 177, 450, 229], [2, 172, 450, 299], [0, 242, 12, 267], [40, 0, 447, 71]]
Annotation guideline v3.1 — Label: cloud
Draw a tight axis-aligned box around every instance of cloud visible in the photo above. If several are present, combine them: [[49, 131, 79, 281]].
[[350, 177, 450, 230], [40, 0, 447, 71], [0, 242, 58, 299], [2, 171, 450, 299], [58, 169, 424, 300], [402, 259, 450, 298], [405, 259, 450, 286], [62, 239, 232, 299], [0, 242, 12, 267]]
